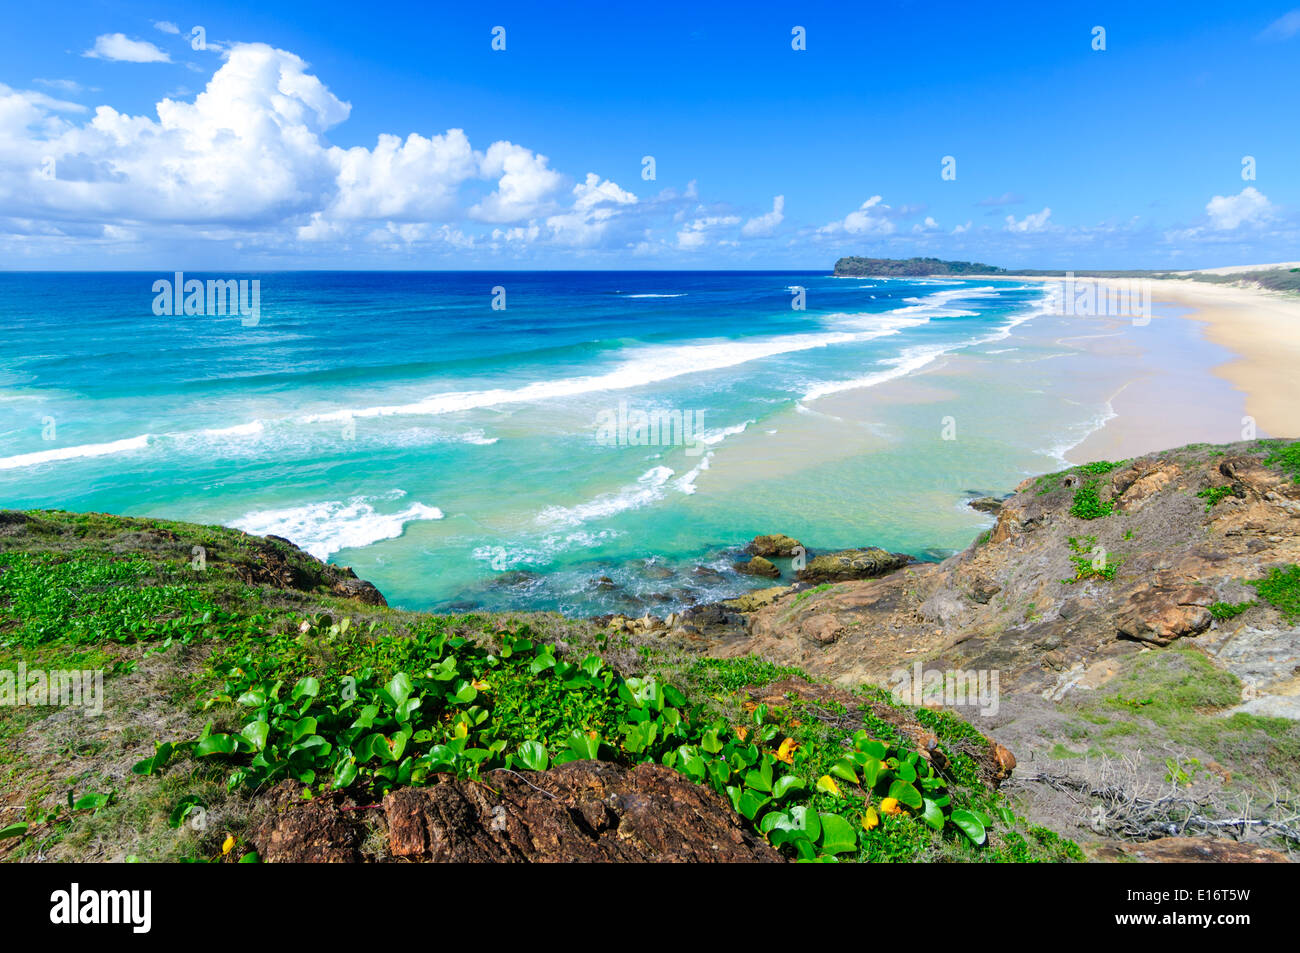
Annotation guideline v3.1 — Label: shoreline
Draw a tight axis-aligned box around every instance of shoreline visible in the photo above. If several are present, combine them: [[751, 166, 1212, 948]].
[[974, 274, 1300, 444]]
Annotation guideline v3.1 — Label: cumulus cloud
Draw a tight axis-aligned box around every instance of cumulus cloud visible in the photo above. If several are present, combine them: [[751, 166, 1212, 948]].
[[1205, 186, 1273, 230], [471, 141, 564, 223], [819, 195, 895, 236], [677, 212, 740, 249], [83, 33, 172, 63], [546, 173, 638, 247], [1005, 207, 1052, 233], [741, 194, 784, 237]]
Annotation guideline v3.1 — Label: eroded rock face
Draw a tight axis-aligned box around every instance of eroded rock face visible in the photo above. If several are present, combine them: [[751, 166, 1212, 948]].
[[795, 548, 911, 584], [250, 762, 783, 863], [237, 537, 389, 606], [706, 441, 1300, 705]]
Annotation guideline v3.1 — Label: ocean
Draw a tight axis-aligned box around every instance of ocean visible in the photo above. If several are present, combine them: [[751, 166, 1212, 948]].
[[0, 270, 1103, 615]]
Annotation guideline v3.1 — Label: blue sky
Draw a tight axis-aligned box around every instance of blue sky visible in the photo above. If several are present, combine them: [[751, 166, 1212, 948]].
[[1, 0, 1297, 268]]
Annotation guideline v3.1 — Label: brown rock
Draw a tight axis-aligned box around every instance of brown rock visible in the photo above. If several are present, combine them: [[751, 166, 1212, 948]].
[[1118, 837, 1290, 863], [735, 555, 781, 578], [1115, 586, 1214, 645], [250, 762, 782, 863], [746, 534, 803, 557], [795, 547, 910, 583]]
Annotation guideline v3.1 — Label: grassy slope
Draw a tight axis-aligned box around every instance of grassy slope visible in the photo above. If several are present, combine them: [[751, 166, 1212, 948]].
[[0, 510, 1076, 863]]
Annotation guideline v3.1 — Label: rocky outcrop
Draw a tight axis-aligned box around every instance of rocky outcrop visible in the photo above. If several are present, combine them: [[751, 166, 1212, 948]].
[[239, 536, 388, 606], [251, 762, 782, 863], [734, 555, 780, 578], [747, 534, 803, 557], [795, 547, 911, 584], [706, 441, 1300, 704]]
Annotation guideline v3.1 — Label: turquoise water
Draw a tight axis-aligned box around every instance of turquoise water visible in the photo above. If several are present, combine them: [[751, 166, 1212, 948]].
[[0, 271, 1086, 614]]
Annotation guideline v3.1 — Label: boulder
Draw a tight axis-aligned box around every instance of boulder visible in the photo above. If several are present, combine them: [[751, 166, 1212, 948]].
[[1115, 585, 1214, 646], [795, 547, 910, 583], [746, 533, 803, 557], [735, 555, 781, 578]]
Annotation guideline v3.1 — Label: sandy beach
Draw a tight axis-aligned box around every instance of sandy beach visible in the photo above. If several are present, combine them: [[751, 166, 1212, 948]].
[[992, 272, 1300, 451]]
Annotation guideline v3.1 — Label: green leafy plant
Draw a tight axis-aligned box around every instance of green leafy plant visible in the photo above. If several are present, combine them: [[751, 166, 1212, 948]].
[[1197, 485, 1236, 511], [1209, 600, 1254, 621], [1247, 565, 1300, 622], [1069, 482, 1114, 520]]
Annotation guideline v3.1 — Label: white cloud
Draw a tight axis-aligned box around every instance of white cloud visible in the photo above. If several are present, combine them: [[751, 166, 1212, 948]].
[[154, 21, 181, 35], [0, 83, 87, 116], [741, 194, 784, 237], [952, 220, 972, 234], [546, 173, 638, 247], [470, 141, 564, 223], [83, 33, 172, 63], [819, 195, 895, 236], [676, 212, 740, 249], [1260, 10, 1300, 40], [1205, 186, 1272, 230], [34, 78, 85, 94], [327, 129, 476, 222], [1005, 207, 1052, 233]]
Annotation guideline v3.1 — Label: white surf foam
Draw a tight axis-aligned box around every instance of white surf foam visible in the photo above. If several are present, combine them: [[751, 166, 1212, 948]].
[[0, 434, 151, 471], [536, 465, 675, 528], [229, 494, 444, 559]]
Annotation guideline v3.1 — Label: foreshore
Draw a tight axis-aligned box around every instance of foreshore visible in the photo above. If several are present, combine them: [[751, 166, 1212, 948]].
[[986, 273, 1300, 447]]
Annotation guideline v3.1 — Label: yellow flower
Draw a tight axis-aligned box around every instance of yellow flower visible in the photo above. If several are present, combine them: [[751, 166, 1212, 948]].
[[880, 797, 903, 816], [862, 807, 880, 831], [221, 835, 235, 855], [775, 737, 798, 764]]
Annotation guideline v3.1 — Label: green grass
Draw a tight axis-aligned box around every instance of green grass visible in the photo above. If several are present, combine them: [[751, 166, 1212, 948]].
[[792, 583, 833, 606], [1260, 440, 1300, 482]]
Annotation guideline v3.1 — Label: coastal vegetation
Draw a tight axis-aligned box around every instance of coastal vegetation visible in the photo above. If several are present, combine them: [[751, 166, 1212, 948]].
[[0, 510, 1068, 863]]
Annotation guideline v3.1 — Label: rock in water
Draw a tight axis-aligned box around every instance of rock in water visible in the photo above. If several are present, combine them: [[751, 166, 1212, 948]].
[[734, 555, 781, 578], [795, 547, 910, 583], [746, 533, 803, 557]]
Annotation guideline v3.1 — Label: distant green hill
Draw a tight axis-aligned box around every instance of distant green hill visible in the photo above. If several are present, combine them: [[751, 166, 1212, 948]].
[[833, 256, 1006, 277]]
